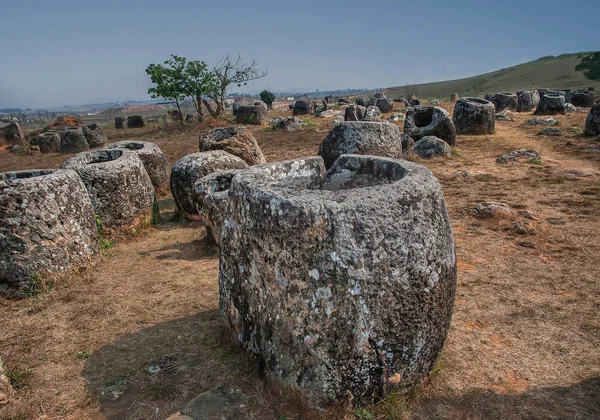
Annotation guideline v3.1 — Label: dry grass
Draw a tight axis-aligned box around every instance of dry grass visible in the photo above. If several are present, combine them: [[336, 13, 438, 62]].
[[1, 104, 599, 419]]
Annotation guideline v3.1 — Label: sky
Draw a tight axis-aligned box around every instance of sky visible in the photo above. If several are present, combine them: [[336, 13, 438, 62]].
[[1, 0, 599, 109]]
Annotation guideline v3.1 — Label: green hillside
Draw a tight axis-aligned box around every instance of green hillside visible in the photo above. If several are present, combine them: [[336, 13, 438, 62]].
[[387, 52, 599, 100]]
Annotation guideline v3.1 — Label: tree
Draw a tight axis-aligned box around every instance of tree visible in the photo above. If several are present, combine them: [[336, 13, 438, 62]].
[[145, 55, 186, 118], [470, 76, 488, 98], [259, 90, 276, 110], [213, 53, 267, 115], [183, 59, 219, 121], [576, 52, 600, 81]]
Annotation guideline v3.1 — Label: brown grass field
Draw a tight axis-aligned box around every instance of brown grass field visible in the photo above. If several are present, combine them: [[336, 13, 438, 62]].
[[1, 103, 599, 419]]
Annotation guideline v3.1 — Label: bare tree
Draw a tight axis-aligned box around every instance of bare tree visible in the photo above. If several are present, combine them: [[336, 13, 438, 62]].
[[470, 76, 488, 98], [213, 53, 267, 115]]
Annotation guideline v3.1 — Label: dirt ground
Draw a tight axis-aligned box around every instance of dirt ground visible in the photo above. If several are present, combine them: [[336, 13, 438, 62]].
[[1, 104, 599, 419]]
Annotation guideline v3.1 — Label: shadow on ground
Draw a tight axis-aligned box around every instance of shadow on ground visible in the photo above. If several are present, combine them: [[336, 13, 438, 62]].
[[413, 377, 600, 419], [82, 312, 312, 420], [83, 311, 240, 419], [149, 235, 218, 261], [83, 310, 600, 419]]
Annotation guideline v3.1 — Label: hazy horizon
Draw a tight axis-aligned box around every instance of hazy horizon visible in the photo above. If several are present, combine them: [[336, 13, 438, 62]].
[[2, 0, 599, 109]]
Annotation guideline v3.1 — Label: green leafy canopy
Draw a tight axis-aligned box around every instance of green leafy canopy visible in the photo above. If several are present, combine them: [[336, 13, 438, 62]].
[[576, 52, 600, 81]]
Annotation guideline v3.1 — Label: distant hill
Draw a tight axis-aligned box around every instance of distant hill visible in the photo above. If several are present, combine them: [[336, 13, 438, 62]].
[[386, 52, 599, 100]]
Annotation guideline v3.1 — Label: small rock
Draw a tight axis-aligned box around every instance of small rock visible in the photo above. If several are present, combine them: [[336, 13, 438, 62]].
[[101, 383, 128, 401], [471, 202, 517, 219], [517, 241, 536, 248], [451, 170, 489, 178], [511, 221, 535, 235], [317, 109, 343, 118], [537, 127, 563, 136], [388, 113, 405, 121], [364, 106, 382, 120], [169, 382, 248, 420], [413, 136, 452, 158], [526, 117, 559, 126], [495, 111, 513, 121], [496, 149, 541, 164], [10, 144, 28, 155]]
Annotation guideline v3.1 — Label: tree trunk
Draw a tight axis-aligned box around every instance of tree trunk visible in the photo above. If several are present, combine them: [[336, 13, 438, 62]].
[[202, 99, 217, 118], [216, 86, 226, 116], [175, 99, 184, 124], [194, 96, 204, 122]]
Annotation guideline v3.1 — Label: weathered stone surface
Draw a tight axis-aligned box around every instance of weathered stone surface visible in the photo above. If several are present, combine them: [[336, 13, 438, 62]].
[[496, 149, 541, 164], [60, 127, 89, 153], [115, 117, 125, 129], [0, 169, 99, 296], [376, 98, 393, 113], [293, 100, 313, 116], [429, 99, 440, 105], [319, 121, 405, 168], [491, 93, 518, 112], [332, 116, 344, 125], [355, 98, 367, 106], [495, 111, 513, 121], [409, 98, 421, 106], [540, 89, 566, 98], [0, 122, 25, 146], [62, 149, 154, 227], [453, 97, 495, 135], [318, 110, 343, 118], [10, 145, 29, 155], [271, 117, 306, 132], [170, 151, 248, 220], [30, 131, 61, 153], [364, 106, 382, 120], [126, 115, 145, 128], [526, 117, 558, 126], [105, 141, 170, 190], [450, 93, 459, 101], [516, 90, 539, 112], [0, 357, 12, 404], [535, 95, 566, 115], [585, 104, 600, 137], [166, 382, 248, 420], [388, 113, 405, 121], [199, 126, 265, 166], [219, 154, 456, 407], [233, 105, 268, 125], [413, 136, 452, 158], [344, 105, 367, 121], [404, 106, 456, 146], [567, 91, 594, 108], [537, 127, 563, 136], [194, 169, 247, 245], [83, 124, 107, 148], [470, 202, 517, 219]]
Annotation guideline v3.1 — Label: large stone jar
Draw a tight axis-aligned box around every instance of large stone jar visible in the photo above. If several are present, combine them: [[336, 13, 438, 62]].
[[219, 154, 457, 407], [0, 169, 99, 296]]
